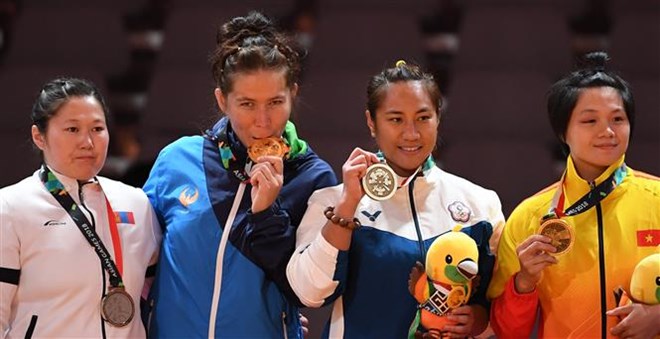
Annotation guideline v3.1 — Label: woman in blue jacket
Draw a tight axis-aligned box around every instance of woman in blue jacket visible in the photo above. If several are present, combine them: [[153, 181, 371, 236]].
[[143, 11, 336, 338]]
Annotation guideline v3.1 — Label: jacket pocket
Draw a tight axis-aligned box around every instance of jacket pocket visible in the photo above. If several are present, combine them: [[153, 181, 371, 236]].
[[24, 315, 38, 339]]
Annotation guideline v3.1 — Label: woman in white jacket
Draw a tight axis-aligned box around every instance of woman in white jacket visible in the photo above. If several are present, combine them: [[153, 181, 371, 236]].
[[287, 61, 505, 338], [0, 77, 161, 338]]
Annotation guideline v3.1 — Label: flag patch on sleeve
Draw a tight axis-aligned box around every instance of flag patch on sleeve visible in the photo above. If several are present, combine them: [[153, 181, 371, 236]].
[[115, 211, 135, 225], [636, 229, 660, 247]]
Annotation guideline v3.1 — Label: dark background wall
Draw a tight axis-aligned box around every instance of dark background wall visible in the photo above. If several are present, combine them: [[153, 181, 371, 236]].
[[0, 0, 657, 337]]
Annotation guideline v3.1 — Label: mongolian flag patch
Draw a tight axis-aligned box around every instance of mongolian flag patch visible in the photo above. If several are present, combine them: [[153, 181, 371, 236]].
[[114, 211, 135, 225]]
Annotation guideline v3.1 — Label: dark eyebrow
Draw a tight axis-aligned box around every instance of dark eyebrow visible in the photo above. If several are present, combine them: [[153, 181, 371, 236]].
[[382, 107, 431, 115], [577, 107, 624, 115], [234, 93, 287, 102], [62, 118, 105, 123]]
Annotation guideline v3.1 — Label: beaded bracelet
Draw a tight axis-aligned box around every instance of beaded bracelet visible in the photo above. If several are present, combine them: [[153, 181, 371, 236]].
[[324, 206, 361, 230]]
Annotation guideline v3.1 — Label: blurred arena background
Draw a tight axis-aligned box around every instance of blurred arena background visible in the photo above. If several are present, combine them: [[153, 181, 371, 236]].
[[0, 0, 657, 337]]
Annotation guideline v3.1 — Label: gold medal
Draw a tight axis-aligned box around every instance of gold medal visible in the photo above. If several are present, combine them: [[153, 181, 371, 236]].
[[101, 287, 135, 327], [446, 287, 468, 309], [538, 218, 574, 255], [247, 137, 289, 162], [362, 163, 397, 201]]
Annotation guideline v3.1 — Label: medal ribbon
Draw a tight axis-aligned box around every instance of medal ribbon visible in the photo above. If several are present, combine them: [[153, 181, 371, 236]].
[[375, 151, 434, 189], [207, 122, 253, 183], [40, 166, 125, 288], [546, 163, 627, 219], [205, 119, 307, 183], [106, 199, 123, 276]]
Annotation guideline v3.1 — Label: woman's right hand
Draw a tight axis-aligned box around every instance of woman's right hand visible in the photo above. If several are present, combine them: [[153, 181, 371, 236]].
[[514, 234, 558, 294], [340, 147, 379, 205], [321, 148, 379, 251]]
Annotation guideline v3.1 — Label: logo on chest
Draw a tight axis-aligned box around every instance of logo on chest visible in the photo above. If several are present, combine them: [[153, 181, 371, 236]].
[[179, 186, 200, 207], [361, 210, 382, 222], [448, 201, 471, 223], [43, 220, 67, 227]]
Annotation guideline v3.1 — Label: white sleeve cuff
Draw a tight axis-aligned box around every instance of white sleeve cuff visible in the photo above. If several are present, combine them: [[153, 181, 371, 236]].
[[287, 232, 342, 308]]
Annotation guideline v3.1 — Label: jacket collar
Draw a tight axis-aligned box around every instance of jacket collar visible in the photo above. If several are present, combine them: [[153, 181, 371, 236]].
[[40, 165, 102, 204], [564, 155, 626, 197]]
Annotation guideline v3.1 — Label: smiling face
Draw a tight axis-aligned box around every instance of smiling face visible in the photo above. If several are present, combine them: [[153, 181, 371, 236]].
[[366, 81, 439, 177], [31, 96, 109, 181], [215, 69, 297, 148], [564, 86, 630, 181]]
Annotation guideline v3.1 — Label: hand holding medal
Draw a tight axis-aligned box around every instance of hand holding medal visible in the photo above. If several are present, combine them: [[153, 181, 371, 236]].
[[537, 164, 626, 256], [248, 137, 289, 213], [337, 148, 379, 202]]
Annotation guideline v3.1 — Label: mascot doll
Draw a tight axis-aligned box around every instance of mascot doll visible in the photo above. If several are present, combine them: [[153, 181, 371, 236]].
[[614, 252, 660, 307], [408, 226, 479, 338]]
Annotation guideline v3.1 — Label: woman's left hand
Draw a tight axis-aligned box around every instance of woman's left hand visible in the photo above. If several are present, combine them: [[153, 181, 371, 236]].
[[249, 155, 284, 213], [442, 305, 475, 338], [607, 303, 660, 338]]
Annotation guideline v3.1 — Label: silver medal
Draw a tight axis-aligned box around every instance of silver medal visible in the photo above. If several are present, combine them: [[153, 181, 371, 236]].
[[362, 163, 397, 201]]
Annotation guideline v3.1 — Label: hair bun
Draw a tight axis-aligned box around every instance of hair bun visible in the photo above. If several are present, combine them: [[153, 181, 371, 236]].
[[218, 11, 275, 45], [578, 51, 609, 71]]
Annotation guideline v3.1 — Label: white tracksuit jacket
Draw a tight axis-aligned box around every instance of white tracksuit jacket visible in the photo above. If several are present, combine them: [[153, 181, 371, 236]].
[[0, 169, 161, 338]]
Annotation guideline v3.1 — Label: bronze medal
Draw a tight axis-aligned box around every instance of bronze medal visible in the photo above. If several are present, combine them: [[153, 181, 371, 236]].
[[247, 137, 289, 162], [538, 218, 574, 255], [362, 163, 397, 201], [101, 287, 135, 327]]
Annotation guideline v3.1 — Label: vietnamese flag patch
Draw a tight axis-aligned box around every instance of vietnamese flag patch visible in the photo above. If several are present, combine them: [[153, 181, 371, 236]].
[[636, 229, 660, 247], [115, 211, 135, 225]]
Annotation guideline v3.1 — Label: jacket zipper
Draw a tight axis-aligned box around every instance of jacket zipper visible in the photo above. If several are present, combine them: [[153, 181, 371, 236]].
[[408, 178, 426, 259], [208, 183, 246, 339], [147, 298, 155, 333], [79, 184, 108, 339], [24, 315, 38, 339], [281, 312, 288, 339], [591, 181, 607, 338]]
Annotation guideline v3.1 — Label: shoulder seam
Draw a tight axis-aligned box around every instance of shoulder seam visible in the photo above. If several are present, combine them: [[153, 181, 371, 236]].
[[533, 181, 560, 196], [633, 170, 660, 181]]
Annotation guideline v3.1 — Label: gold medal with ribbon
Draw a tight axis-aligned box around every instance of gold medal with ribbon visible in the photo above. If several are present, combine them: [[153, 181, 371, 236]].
[[539, 163, 627, 255]]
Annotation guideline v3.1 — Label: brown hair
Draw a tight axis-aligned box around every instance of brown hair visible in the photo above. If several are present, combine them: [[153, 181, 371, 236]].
[[209, 11, 300, 95]]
